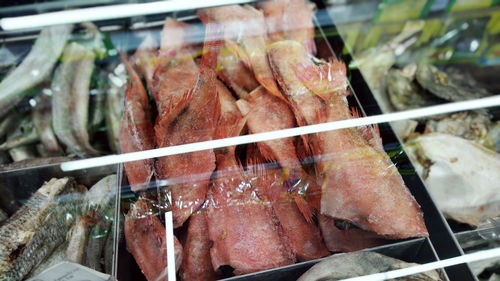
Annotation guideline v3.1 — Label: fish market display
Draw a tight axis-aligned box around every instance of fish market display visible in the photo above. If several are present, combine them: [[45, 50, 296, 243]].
[[112, 0, 432, 279], [0, 25, 72, 119], [406, 134, 500, 226], [268, 40, 427, 238], [125, 199, 183, 281], [297, 251, 442, 281], [0, 177, 81, 281]]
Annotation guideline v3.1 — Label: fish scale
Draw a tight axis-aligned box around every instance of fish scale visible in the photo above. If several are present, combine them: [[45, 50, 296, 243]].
[[0, 177, 81, 281]]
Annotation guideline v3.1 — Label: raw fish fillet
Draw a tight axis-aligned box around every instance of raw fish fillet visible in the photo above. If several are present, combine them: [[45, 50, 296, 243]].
[[268, 40, 427, 239], [152, 19, 199, 115], [217, 45, 259, 99], [155, 23, 222, 228], [248, 154, 329, 261], [119, 54, 155, 192], [237, 86, 320, 220], [259, 0, 316, 54], [125, 199, 183, 281], [198, 5, 285, 102], [318, 215, 387, 253], [181, 213, 218, 281], [207, 149, 295, 275]]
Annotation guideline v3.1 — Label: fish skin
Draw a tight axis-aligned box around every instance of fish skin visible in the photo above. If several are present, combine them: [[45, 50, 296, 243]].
[[268, 40, 427, 239], [0, 177, 81, 281], [0, 25, 72, 119], [259, 0, 317, 54], [155, 22, 222, 228], [237, 86, 320, 220], [181, 212, 218, 281], [119, 54, 156, 192], [217, 45, 259, 100], [125, 199, 183, 281], [33, 94, 62, 156], [318, 215, 387, 253], [26, 242, 67, 278], [207, 147, 295, 275], [297, 251, 442, 281], [198, 5, 286, 103], [105, 63, 127, 153], [52, 42, 99, 157], [66, 216, 91, 264], [248, 158, 329, 262]]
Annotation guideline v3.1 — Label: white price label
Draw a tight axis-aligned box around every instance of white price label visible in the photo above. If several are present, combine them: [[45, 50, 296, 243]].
[[27, 261, 114, 281]]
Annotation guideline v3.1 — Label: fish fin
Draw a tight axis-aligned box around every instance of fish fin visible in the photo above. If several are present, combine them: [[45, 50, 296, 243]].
[[351, 108, 384, 151], [292, 193, 315, 223], [155, 88, 194, 147]]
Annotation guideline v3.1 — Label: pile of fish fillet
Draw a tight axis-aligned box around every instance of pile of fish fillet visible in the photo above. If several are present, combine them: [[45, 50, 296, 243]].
[[120, 0, 429, 280]]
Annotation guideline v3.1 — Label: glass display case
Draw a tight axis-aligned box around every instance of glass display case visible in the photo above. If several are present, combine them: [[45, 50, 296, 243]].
[[0, 0, 498, 281]]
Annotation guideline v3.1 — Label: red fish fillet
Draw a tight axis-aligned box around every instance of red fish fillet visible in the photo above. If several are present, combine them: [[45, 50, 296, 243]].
[[259, 0, 317, 54], [198, 5, 286, 103], [217, 45, 259, 99], [119, 54, 155, 192], [181, 212, 218, 281], [125, 199, 183, 281], [236, 86, 320, 220], [268, 40, 428, 239], [207, 150, 295, 275], [248, 153, 329, 261], [318, 215, 387, 252], [155, 23, 222, 228]]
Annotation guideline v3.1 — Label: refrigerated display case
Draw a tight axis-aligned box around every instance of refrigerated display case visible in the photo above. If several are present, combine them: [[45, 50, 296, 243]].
[[0, 0, 499, 281]]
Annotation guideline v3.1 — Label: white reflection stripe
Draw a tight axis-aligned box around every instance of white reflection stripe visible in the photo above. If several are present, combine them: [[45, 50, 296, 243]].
[[165, 211, 176, 281], [0, 0, 253, 31], [60, 95, 500, 171], [340, 247, 500, 281]]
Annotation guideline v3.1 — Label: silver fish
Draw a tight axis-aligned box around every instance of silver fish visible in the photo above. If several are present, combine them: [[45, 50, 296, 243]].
[[0, 25, 73, 119], [33, 93, 62, 156], [52, 42, 99, 157], [297, 252, 442, 281], [105, 63, 126, 153], [0, 177, 81, 281]]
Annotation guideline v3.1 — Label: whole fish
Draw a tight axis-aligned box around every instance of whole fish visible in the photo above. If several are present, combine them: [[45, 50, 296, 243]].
[[33, 93, 62, 156], [268, 40, 427, 239], [125, 199, 183, 281], [297, 251, 442, 281], [237, 86, 320, 220], [318, 215, 387, 253], [198, 5, 285, 103], [52, 42, 99, 157], [217, 45, 259, 99], [155, 22, 221, 227], [119, 54, 155, 193], [247, 153, 329, 261], [85, 206, 114, 271], [105, 63, 127, 153], [0, 25, 72, 119], [0, 177, 81, 281], [181, 212, 218, 281], [206, 125, 295, 275], [259, 0, 316, 54]]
